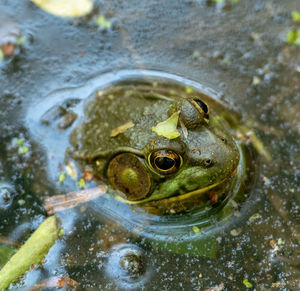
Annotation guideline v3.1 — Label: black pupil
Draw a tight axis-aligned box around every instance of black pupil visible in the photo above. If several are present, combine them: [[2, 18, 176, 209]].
[[193, 98, 208, 114], [155, 157, 175, 170]]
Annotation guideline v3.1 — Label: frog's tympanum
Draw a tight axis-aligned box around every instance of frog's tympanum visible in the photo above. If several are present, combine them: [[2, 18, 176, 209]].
[[69, 82, 244, 215]]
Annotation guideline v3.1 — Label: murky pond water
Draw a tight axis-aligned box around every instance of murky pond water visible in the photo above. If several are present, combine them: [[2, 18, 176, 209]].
[[0, 0, 299, 290]]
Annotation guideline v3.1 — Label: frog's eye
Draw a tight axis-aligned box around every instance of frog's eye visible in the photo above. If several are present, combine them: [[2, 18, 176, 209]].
[[149, 150, 182, 175], [190, 98, 209, 119]]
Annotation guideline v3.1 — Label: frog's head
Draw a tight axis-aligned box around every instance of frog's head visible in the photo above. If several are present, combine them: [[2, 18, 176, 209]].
[[88, 96, 240, 214]]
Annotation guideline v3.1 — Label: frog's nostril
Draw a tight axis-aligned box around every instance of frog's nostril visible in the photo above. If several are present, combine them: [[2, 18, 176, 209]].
[[221, 137, 227, 143], [204, 159, 214, 167]]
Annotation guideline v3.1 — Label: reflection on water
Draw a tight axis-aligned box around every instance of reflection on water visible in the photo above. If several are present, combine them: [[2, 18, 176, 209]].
[[0, 0, 299, 289]]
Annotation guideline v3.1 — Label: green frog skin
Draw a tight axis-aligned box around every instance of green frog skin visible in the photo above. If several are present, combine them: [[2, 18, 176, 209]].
[[69, 84, 241, 215]]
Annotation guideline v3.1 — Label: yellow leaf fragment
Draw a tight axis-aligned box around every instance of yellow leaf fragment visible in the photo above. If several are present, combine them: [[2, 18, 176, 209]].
[[31, 0, 94, 18], [192, 226, 200, 233], [110, 121, 135, 137], [152, 112, 180, 139]]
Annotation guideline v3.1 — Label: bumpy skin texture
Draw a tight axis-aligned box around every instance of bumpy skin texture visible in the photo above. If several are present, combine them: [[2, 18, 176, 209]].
[[70, 83, 240, 212]]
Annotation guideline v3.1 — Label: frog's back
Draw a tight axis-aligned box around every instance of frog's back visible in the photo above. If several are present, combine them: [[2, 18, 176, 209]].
[[70, 85, 177, 156]]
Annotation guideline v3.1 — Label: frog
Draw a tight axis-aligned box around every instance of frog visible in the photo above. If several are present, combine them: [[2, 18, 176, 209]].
[[68, 81, 244, 215]]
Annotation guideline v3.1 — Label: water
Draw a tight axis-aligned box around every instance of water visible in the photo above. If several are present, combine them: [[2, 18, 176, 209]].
[[0, 0, 299, 290]]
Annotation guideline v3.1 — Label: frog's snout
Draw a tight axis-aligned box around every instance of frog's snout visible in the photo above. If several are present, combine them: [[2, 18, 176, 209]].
[[188, 149, 216, 168]]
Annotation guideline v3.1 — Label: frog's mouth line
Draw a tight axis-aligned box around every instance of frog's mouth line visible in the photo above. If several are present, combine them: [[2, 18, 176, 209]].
[[114, 141, 244, 207], [114, 176, 229, 205]]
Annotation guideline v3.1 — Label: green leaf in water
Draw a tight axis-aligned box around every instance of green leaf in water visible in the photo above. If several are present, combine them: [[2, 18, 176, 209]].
[[286, 29, 300, 45], [95, 16, 112, 30], [0, 216, 61, 290], [243, 278, 253, 288], [18, 146, 29, 155], [152, 112, 180, 139], [15, 36, 26, 46], [58, 171, 66, 183], [15, 138, 25, 146], [277, 238, 284, 245], [192, 226, 200, 233], [291, 10, 300, 22], [77, 178, 85, 189]]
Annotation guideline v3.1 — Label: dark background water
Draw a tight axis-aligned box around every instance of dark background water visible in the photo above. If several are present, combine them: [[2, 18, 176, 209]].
[[0, 0, 299, 290]]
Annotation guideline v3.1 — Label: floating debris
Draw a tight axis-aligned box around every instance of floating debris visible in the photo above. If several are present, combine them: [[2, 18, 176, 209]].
[[248, 213, 261, 222], [252, 76, 261, 85], [95, 15, 112, 31], [77, 178, 85, 189], [152, 111, 180, 139], [44, 186, 107, 215], [27, 276, 78, 290], [110, 121, 135, 137], [286, 29, 300, 45], [243, 278, 253, 288], [205, 283, 224, 291], [31, 0, 94, 18], [192, 226, 200, 233], [0, 216, 61, 290], [291, 10, 300, 22], [230, 228, 242, 236], [58, 171, 66, 183], [65, 161, 78, 181], [0, 14, 22, 59]]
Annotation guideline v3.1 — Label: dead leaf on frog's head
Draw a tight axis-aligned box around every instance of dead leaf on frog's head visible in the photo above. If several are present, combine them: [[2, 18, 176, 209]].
[[110, 121, 135, 137], [152, 111, 181, 139], [31, 0, 94, 18]]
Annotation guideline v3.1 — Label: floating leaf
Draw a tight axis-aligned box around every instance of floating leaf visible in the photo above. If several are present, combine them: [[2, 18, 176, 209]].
[[18, 146, 29, 155], [192, 226, 200, 233], [77, 178, 85, 189], [277, 238, 284, 245], [248, 213, 261, 222], [31, 0, 94, 18], [18, 199, 25, 206], [286, 29, 300, 45], [292, 10, 300, 22], [15, 36, 26, 46], [0, 50, 3, 61], [110, 121, 135, 137], [0, 216, 61, 290], [243, 278, 253, 288], [58, 171, 66, 183], [152, 112, 180, 139], [15, 138, 25, 146], [95, 15, 112, 30], [252, 76, 261, 85]]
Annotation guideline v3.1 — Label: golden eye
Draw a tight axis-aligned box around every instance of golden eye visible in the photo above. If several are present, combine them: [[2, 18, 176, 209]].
[[149, 150, 182, 175], [190, 98, 209, 119]]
